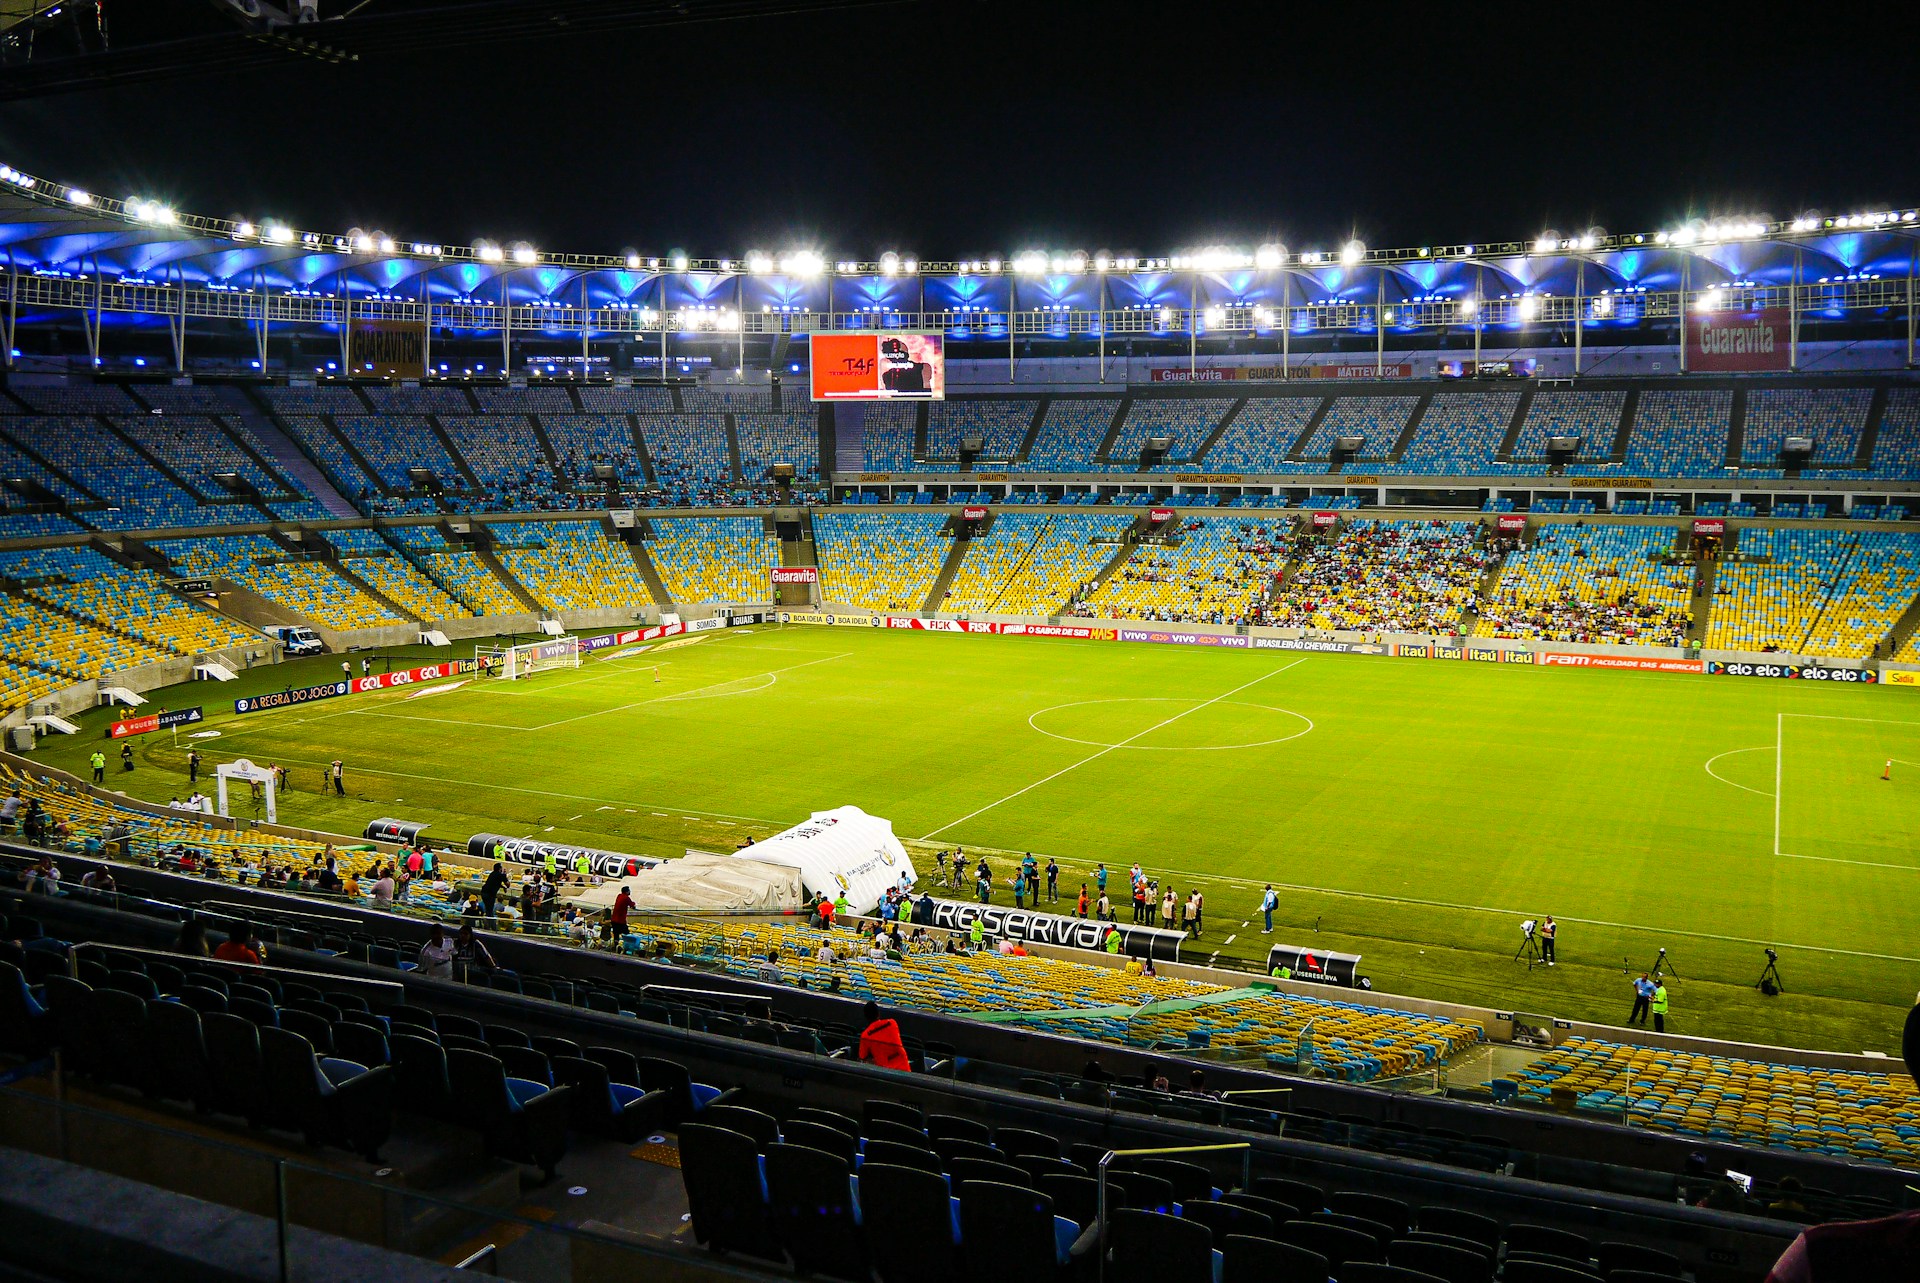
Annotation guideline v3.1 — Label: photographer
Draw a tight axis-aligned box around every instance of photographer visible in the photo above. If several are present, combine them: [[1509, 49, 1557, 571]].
[[1540, 915, 1556, 965]]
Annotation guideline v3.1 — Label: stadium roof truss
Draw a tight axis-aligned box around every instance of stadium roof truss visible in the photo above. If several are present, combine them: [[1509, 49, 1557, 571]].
[[1, 164, 1915, 362]]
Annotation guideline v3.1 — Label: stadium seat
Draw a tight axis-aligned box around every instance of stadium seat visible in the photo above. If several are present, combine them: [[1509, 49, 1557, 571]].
[[259, 1026, 393, 1159], [446, 1046, 571, 1176], [858, 1162, 961, 1283], [1220, 1233, 1329, 1283], [764, 1142, 867, 1280], [679, 1122, 783, 1260]]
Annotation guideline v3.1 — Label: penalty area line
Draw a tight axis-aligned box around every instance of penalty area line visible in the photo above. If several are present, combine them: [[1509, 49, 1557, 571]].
[[917, 658, 1306, 842]]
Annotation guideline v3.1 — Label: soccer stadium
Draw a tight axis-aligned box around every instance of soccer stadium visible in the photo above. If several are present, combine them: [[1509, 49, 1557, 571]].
[[1, 5, 1919, 1283]]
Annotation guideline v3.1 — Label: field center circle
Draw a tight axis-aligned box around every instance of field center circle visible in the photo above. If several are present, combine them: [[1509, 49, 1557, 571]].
[[1028, 697, 1314, 751]]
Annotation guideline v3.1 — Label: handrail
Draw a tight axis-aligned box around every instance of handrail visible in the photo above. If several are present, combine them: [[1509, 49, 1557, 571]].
[[200, 899, 362, 928], [453, 1244, 499, 1274], [68, 940, 406, 994], [1096, 1142, 1253, 1283]]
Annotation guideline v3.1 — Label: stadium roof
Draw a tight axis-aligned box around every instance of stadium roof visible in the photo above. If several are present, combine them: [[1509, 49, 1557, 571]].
[[2, 161, 1915, 319]]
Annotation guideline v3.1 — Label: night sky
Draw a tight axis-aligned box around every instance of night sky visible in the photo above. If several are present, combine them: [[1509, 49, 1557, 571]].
[[2, 1, 1916, 261]]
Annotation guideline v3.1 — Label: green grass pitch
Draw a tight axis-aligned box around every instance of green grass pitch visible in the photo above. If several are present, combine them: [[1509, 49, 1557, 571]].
[[38, 625, 1920, 1057]]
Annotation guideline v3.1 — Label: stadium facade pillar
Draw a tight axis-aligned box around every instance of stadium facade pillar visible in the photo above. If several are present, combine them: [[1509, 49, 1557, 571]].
[[1678, 257, 1688, 373], [1908, 240, 1917, 368], [420, 278, 431, 375], [1097, 268, 1106, 382], [582, 276, 590, 372], [1189, 274, 1198, 377], [1574, 259, 1584, 375], [736, 271, 745, 374], [1472, 266, 1483, 370], [1280, 277, 1289, 379], [171, 262, 187, 374], [254, 268, 269, 372], [1789, 247, 1800, 371], [339, 270, 351, 373], [1, 250, 14, 368], [1375, 272, 1385, 376], [501, 271, 512, 375]]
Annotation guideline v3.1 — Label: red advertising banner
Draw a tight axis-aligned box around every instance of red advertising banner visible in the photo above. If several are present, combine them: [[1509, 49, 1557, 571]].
[[1690, 307, 1790, 372], [1311, 511, 1339, 528], [1149, 367, 1242, 383], [770, 567, 820, 585], [1542, 652, 1706, 674], [350, 662, 471, 694], [1149, 507, 1176, 522], [960, 506, 990, 520], [1693, 518, 1727, 536], [1495, 514, 1527, 531]]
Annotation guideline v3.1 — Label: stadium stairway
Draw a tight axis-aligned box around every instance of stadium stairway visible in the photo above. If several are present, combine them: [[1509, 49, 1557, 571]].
[[314, 549, 423, 624], [1384, 391, 1435, 463], [470, 534, 545, 613], [919, 517, 971, 612], [1492, 391, 1534, 464], [1285, 399, 1333, 461], [1688, 532, 1726, 646], [1188, 398, 1246, 468], [1085, 524, 1148, 596], [1884, 584, 1920, 657], [239, 414, 358, 519], [1608, 389, 1639, 462], [723, 415, 747, 485], [1094, 394, 1132, 468], [1724, 388, 1749, 469], [423, 415, 485, 493], [1854, 386, 1888, 471], [621, 528, 673, 606], [1012, 399, 1049, 464]]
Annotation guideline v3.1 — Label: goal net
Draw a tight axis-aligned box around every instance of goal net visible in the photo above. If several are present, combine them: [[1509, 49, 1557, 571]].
[[475, 636, 582, 680]]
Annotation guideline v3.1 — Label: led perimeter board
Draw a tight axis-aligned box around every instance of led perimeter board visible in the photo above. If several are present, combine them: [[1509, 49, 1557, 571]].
[[810, 332, 945, 401]]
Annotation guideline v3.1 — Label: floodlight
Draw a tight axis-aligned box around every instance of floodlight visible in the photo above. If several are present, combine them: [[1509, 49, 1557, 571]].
[[1517, 296, 1538, 321], [671, 254, 689, 271], [1255, 243, 1286, 269], [1340, 240, 1365, 266], [234, 221, 257, 239], [67, 188, 91, 206], [512, 246, 538, 265], [747, 252, 773, 273], [782, 250, 824, 277], [1534, 235, 1557, 254], [378, 237, 396, 254], [353, 233, 374, 251], [1459, 296, 1479, 318], [1013, 253, 1047, 275], [625, 253, 642, 270], [477, 243, 505, 263], [880, 251, 901, 275]]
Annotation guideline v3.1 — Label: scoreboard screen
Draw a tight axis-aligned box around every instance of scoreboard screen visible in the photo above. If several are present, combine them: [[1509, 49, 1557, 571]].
[[809, 332, 945, 401]]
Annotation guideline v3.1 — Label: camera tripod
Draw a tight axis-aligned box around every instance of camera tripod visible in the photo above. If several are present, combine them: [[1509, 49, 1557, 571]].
[[1650, 947, 1679, 979], [1514, 930, 1541, 968], [1757, 955, 1784, 992]]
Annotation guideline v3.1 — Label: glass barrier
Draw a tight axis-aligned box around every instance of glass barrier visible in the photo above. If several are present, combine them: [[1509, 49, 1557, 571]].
[[0, 1077, 738, 1283]]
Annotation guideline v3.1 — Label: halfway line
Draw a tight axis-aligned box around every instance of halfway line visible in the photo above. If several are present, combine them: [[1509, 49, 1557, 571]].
[[918, 658, 1306, 841]]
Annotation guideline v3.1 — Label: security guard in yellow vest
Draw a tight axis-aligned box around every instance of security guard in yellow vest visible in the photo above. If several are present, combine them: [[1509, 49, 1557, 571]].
[[1652, 980, 1669, 1033]]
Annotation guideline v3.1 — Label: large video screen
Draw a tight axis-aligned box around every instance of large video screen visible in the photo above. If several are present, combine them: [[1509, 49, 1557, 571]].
[[809, 332, 945, 401]]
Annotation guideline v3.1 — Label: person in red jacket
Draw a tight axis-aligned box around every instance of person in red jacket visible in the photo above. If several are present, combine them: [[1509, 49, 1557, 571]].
[[610, 885, 634, 942], [857, 1001, 911, 1071], [1766, 1002, 1920, 1282]]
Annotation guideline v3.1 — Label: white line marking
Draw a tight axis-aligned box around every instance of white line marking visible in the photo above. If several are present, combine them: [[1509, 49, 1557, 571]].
[[918, 659, 1305, 840], [344, 709, 528, 731], [1781, 714, 1920, 725], [1704, 746, 1774, 797], [1773, 711, 1784, 857], [1776, 850, 1920, 873], [211, 750, 786, 825], [526, 653, 849, 730], [1027, 697, 1314, 751], [651, 672, 777, 702]]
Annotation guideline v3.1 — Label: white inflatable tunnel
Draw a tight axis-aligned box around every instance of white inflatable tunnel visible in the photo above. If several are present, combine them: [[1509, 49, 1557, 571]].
[[732, 805, 915, 915]]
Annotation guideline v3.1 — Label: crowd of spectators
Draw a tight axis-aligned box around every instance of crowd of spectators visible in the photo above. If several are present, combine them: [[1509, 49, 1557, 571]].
[[1266, 519, 1494, 634]]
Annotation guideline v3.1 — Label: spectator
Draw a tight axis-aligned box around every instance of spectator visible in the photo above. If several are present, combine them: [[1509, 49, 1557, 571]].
[[610, 884, 634, 942], [857, 1001, 911, 1071], [175, 918, 210, 957], [417, 924, 456, 979], [451, 922, 495, 971], [214, 921, 264, 965], [756, 950, 786, 985]]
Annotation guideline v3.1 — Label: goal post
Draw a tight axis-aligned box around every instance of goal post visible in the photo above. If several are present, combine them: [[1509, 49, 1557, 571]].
[[475, 636, 582, 680]]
